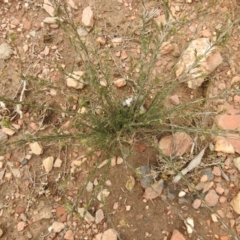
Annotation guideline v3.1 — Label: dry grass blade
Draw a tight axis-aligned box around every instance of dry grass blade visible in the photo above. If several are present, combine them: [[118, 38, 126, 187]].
[[173, 147, 206, 183]]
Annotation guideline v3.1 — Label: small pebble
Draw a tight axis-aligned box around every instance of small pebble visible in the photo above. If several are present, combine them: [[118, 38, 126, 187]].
[[126, 205, 131, 211], [178, 191, 186, 197], [21, 159, 28, 166]]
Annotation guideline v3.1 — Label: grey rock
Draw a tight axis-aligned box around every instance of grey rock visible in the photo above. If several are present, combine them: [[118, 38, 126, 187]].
[[178, 198, 187, 205], [0, 130, 8, 142], [138, 166, 154, 189], [77, 27, 88, 37], [0, 43, 13, 60], [21, 159, 28, 166], [201, 168, 214, 181]]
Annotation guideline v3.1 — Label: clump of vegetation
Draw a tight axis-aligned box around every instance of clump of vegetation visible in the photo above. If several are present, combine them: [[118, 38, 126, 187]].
[[0, 0, 240, 238]]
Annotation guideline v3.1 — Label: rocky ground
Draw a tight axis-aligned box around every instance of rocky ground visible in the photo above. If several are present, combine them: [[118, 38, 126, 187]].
[[1, 0, 240, 240]]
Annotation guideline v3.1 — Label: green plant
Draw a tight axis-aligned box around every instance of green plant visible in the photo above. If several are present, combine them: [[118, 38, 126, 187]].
[[0, 1, 240, 238]]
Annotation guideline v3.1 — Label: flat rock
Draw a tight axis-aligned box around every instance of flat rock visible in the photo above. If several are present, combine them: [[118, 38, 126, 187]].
[[2, 127, 15, 136], [54, 158, 62, 168], [95, 209, 104, 224], [170, 229, 185, 240], [143, 179, 164, 200], [56, 206, 68, 222], [43, 156, 54, 173], [231, 192, 240, 214], [66, 71, 85, 89], [0, 43, 13, 60], [78, 208, 94, 223], [97, 189, 110, 202], [32, 206, 53, 222], [117, 156, 123, 164], [43, 0, 54, 16], [113, 78, 126, 88], [176, 38, 222, 89], [17, 221, 25, 232], [29, 142, 43, 155], [94, 228, 118, 240], [64, 230, 74, 240], [51, 222, 65, 233], [214, 104, 240, 154], [158, 132, 193, 157], [205, 189, 219, 207], [214, 137, 235, 154], [82, 6, 93, 30]]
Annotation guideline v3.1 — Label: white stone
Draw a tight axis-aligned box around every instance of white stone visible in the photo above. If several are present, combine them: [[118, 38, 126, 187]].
[[82, 6, 93, 30], [211, 213, 218, 222], [0, 43, 13, 60], [178, 191, 186, 197], [78, 208, 94, 222], [176, 38, 222, 89], [95, 209, 104, 224], [43, 157, 54, 173], [50, 222, 65, 233], [29, 142, 43, 155], [125, 205, 131, 211], [86, 181, 93, 192], [77, 27, 88, 37], [97, 189, 110, 202], [54, 158, 62, 168], [185, 217, 194, 234], [66, 71, 85, 89], [117, 157, 123, 164]]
